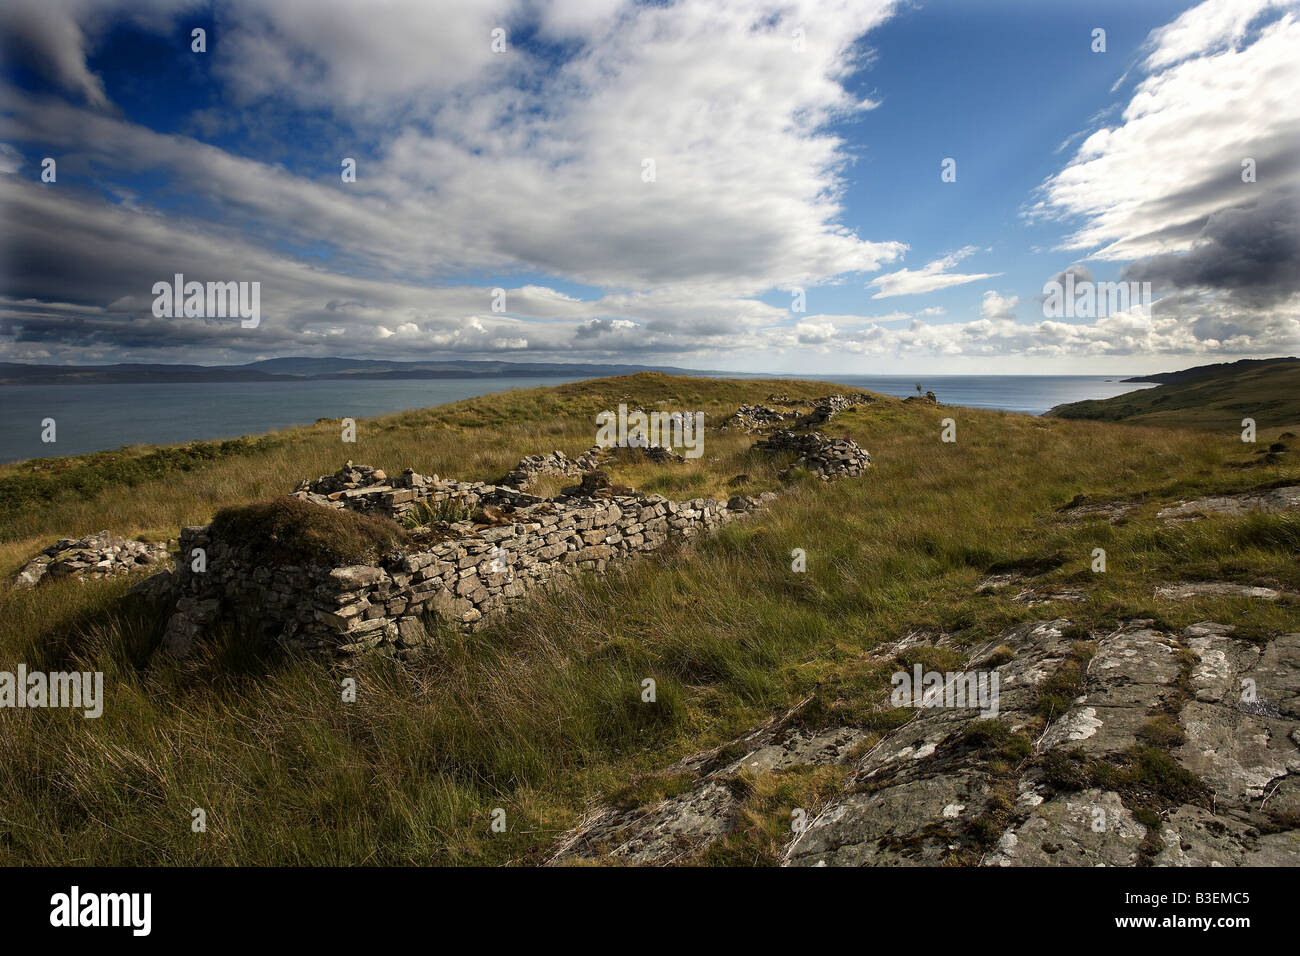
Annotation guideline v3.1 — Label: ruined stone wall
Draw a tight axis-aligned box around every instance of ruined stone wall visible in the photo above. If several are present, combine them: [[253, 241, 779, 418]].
[[14, 531, 171, 589], [502, 447, 604, 490], [155, 417, 871, 660], [162, 482, 778, 659], [751, 430, 871, 480], [292, 463, 495, 523], [727, 393, 872, 432]]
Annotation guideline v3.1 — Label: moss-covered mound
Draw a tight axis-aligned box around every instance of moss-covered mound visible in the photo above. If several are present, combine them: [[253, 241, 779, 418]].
[[210, 496, 407, 567]]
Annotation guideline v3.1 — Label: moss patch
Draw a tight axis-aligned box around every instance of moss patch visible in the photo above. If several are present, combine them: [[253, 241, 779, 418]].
[[1138, 714, 1186, 748], [961, 719, 1033, 762], [1035, 641, 1097, 720]]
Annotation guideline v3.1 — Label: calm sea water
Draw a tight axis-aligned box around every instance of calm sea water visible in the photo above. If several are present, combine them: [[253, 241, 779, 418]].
[[790, 374, 1154, 415], [0, 374, 1153, 463]]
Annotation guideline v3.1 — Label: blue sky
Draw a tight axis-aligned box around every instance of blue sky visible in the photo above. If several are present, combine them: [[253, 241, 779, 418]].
[[1, 0, 1297, 373]]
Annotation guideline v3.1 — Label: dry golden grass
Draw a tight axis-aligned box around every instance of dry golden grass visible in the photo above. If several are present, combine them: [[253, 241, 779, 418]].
[[0, 373, 1297, 864]]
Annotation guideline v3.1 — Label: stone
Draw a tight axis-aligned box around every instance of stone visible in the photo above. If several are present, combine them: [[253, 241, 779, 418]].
[[329, 565, 387, 589], [753, 430, 871, 481], [1157, 485, 1300, 521], [150, 397, 875, 660], [550, 618, 1300, 867], [1155, 581, 1298, 602], [12, 531, 172, 589]]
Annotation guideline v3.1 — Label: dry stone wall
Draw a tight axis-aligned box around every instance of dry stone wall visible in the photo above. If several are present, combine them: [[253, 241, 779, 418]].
[[151, 403, 872, 660], [798, 393, 873, 426], [502, 447, 604, 490], [728, 404, 797, 431], [292, 462, 496, 523], [752, 430, 872, 480], [504, 444, 687, 491], [727, 393, 872, 432], [160, 479, 782, 659]]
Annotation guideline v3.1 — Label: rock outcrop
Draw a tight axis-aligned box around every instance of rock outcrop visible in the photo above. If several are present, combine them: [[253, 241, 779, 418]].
[[1157, 485, 1300, 521], [1055, 484, 1300, 525], [1155, 581, 1299, 603], [552, 618, 1300, 866]]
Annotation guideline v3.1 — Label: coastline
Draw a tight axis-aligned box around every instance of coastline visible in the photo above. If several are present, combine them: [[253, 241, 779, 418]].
[[0, 373, 1155, 464]]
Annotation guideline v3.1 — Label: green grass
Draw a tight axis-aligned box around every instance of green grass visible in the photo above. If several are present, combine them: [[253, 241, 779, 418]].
[[1047, 357, 1300, 432], [1, 371, 1298, 864]]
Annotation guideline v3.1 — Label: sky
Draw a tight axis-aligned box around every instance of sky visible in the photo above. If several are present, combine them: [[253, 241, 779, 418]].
[[0, 0, 1297, 374]]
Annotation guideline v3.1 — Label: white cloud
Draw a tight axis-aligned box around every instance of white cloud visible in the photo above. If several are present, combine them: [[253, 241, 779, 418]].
[[980, 290, 1019, 321], [0, 0, 906, 294], [0, 0, 203, 108], [0, 172, 792, 362], [1028, 0, 1300, 362], [793, 318, 838, 344], [3, 0, 1295, 371], [793, 298, 1299, 363], [868, 246, 1000, 298], [212, 0, 523, 113], [0, 142, 22, 174], [1034, 2, 1300, 261], [1141, 0, 1290, 69]]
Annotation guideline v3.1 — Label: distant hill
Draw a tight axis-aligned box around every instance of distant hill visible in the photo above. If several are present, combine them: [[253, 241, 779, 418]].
[[0, 357, 719, 385], [0, 362, 285, 385], [1122, 357, 1300, 386], [1046, 357, 1300, 431]]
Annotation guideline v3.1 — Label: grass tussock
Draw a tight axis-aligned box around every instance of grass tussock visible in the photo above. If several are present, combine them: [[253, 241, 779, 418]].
[[210, 497, 409, 567]]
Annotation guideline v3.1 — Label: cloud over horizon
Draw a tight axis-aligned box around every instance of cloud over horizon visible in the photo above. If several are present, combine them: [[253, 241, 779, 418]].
[[0, 0, 1296, 371]]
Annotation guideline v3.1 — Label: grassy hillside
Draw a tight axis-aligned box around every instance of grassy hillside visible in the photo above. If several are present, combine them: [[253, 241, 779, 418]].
[[1, 373, 1298, 864], [1047, 358, 1300, 432], [1121, 356, 1299, 386]]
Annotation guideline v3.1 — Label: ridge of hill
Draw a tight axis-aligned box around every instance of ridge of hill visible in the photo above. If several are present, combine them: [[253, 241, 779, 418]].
[[1046, 358, 1300, 432], [1123, 357, 1299, 386]]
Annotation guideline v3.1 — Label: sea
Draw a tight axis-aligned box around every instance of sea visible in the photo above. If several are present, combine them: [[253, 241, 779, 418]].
[[0, 374, 1155, 463]]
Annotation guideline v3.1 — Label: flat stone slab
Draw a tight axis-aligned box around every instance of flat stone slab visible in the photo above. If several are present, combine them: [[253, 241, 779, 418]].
[[1057, 499, 1139, 523], [1012, 585, 1088, 606], [1155, 581, 1298, 602], [1157, 485, 1300, 520], [983, 789, 1146, 867]]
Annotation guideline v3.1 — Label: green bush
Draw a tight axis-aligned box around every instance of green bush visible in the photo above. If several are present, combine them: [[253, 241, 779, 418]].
[[404, 497, 474, 528]]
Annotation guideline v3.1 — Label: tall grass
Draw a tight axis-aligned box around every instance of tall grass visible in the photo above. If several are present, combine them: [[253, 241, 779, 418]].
[[1, 374, 1297, 864]]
